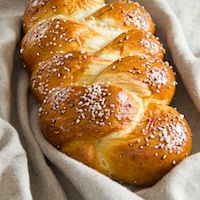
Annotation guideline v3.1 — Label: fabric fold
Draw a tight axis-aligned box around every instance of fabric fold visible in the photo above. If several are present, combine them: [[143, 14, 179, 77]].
[[0, 118, 32, 200]]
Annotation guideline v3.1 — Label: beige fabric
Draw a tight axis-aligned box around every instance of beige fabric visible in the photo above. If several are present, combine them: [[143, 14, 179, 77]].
[[0, 0, 200, 200]]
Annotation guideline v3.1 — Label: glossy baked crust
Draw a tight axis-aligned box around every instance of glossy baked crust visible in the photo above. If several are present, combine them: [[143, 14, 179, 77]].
[[97, 29, 165, 61], [21, 0, 192, 186], [23, 0, 105, 32]]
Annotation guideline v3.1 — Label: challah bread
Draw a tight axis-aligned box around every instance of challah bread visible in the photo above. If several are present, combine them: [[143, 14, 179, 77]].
[[23, 0, 105, 33], [30, 51, 111, 101], [85, 1, 155, 39], [21, 18, 108, 72], [96, 102, 192, 185], [21, 0, 192, 186], [97, 29, 165, 61], [95, 56, 175, 104], [40, 89, 191, 185]]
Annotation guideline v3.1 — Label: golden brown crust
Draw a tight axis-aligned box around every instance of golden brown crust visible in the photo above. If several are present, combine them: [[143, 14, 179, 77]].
[[98, 103, 192, 185], [85, 1, 155, 36], [60, 141, 108, 174], [40, 84, 143, 145], [21, 0, 192, 186], [97, 29, 165, 61], [40, 88, 192, 185], [62, 142, 99, 168], [30, 51, 111, 101], [21, 17, 108, 72], [23, 0, 105, 32], [95, 55, 176, 104]]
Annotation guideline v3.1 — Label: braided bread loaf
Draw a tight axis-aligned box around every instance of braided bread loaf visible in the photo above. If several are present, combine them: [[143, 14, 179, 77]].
[[21, 0, 192, 186]]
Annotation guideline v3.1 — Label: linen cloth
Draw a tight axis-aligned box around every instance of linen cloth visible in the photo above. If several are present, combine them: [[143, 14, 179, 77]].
[[0, 0, 200, 200]]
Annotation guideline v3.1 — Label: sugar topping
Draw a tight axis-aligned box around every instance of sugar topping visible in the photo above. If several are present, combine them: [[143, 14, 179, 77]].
[[39, 83, 136, 127], [75, 84, 112, 126], [31, 18, 76, 54], [40, 87, 74, 116], [31, 53, 75, 96], [122, 7, 150, 32], [145, 66, 168, 91], [39, 84, 117, 126], [122, 58, 170, 94], [141, 38, 160, 55], [31, 0, 48, 7], [141, 112, 187, 154]]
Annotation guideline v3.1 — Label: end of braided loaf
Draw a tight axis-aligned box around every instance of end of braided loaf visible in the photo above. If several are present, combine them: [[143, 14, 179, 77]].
[[21, 0, 192, 186]]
